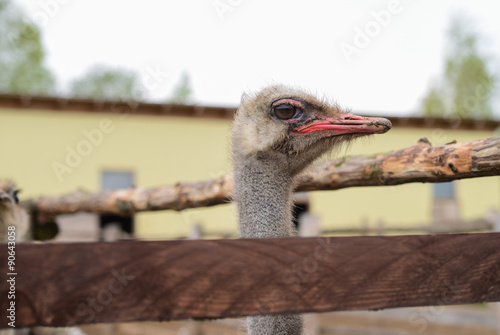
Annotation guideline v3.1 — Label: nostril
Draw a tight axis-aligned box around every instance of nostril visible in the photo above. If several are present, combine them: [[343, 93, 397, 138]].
[[340, 113, 363, 121], [343, 116, 358, 121]]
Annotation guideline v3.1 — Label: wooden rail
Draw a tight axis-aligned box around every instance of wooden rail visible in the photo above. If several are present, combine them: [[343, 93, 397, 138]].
[[31, 136, 500, 217], [2, 232, 500, 328]]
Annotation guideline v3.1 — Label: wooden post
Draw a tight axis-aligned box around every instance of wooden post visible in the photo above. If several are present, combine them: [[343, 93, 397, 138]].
[[101, 223, 121, 242], [187, 223, 204, 335], [376, 219, 385, 235], [299, 208, 321, 335], [495, 213, 500, 335], [189, 223, 203, 240]]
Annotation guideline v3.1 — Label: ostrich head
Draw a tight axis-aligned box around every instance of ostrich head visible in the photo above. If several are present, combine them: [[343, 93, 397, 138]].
[[0, 181, 20, 207], [232, 85, 391, 176], [0, 180, 28, 242]]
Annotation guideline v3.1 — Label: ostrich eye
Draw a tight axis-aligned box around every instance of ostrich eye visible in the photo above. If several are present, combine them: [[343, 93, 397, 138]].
[[273, 104, 300, 120]]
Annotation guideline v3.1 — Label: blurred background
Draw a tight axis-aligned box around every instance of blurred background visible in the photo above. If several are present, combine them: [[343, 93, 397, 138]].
[[2, 0, 500, 334], [3, 0, 500, 113]]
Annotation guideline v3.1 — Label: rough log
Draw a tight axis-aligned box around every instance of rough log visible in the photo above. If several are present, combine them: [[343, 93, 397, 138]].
[[32, 136, 500, 216], [1, 233, 500, 327]]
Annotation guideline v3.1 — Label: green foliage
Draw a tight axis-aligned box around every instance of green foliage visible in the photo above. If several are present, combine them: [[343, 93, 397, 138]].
[[422, 86, 446, 118], [421, 15, 495, 119], [0, 0, 55, 95], [69, 65, 143, 101], [449, 54, 493, 119], [168, 72, 193, 104]]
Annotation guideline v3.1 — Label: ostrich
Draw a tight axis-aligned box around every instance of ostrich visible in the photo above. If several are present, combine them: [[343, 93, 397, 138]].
[[0, 181, 85, 335], [232, 85, 391, 335], [0, 180, 28, 242]]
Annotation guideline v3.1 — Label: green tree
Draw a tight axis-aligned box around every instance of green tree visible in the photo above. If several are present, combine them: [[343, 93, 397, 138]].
[[422, 86, 447, 118], [0, 0, 55, 95], [421, 15, 495, 119], [69, 65, 143, 101], [168, 72, 193, 104]]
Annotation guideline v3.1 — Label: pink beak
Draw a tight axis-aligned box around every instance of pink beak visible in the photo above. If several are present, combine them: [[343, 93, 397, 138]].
[[292, 113, 391, 136]]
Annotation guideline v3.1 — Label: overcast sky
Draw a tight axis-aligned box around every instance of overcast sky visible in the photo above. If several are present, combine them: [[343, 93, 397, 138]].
[[13, 0, 500, 116]]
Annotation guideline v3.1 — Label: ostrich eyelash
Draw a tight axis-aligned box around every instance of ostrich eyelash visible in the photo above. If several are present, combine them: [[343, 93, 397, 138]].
[[270, 97, 305, 109]]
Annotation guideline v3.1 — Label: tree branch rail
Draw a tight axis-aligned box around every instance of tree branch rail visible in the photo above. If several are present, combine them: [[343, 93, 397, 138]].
[[32, 137, 500, 216]]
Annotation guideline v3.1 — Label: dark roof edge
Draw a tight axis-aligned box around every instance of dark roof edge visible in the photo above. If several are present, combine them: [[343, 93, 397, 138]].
[[0, 94, 498, 131]]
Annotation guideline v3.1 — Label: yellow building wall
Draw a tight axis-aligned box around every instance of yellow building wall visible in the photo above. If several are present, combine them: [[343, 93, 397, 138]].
[[0, 108, 235, 239], [1, 107, 499, 238]]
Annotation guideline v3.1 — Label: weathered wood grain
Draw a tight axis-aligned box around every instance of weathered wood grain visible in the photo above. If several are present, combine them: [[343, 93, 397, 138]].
[[30, 137, 500, 217], [1, 233, 500, 328]]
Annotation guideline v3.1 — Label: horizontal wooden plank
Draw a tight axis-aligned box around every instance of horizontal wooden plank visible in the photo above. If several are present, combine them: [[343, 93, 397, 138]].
[[1, 233, 500, 328]]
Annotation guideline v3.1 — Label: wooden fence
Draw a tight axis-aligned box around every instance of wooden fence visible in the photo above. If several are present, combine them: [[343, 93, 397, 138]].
[[2, 233, 500, 328], [2, 136, 500, 330]]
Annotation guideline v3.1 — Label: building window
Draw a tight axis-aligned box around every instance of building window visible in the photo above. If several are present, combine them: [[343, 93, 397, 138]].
[[100, 170, 135, 240], [433, 182, 455, 199], [101, 171, 134, 191], [432, 181, 460, 226]]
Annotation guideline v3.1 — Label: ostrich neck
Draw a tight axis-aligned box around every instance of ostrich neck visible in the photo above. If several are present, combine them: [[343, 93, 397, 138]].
[[234, 153, 296, 238], [233, 152, 303, 334]]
